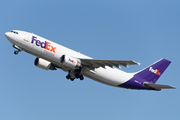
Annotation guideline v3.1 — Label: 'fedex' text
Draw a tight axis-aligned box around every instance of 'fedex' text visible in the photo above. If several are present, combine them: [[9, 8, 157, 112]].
[[69, 59, 76, 64], [31, 36, 56, 53], [149, 67, 161, 76]]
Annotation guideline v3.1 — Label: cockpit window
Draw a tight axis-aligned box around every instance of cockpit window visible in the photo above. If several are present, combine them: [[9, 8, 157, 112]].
[[11, 31, 18, 34]]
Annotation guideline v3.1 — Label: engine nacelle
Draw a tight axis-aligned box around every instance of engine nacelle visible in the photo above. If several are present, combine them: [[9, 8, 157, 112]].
[[60, 55, 81, 69], [34, 57, 56, 70]]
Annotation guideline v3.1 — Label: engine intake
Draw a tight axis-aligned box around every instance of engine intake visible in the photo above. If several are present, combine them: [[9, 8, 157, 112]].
[[60, 55, 81, 69], [34, 57, 56, 70]]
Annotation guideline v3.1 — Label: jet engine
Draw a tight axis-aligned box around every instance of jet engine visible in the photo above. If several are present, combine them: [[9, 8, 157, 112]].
[[34, 57, 56, 70], [60, 55, 81, 69]]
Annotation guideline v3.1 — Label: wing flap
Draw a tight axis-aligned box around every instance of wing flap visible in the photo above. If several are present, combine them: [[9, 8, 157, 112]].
[[80, 59, 140, 69], [144, 83, 175, 89]]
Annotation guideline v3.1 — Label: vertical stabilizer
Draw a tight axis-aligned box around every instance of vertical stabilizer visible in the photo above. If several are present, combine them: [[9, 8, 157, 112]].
[[134, 59, 171, 83]]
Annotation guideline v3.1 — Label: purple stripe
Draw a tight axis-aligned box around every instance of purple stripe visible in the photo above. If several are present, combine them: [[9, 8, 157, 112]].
[[117, 59, 171, 91], [118, 77, 161, 91], [134, 59, 171, 84]]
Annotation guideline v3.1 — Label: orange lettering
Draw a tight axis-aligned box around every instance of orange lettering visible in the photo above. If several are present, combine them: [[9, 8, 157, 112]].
[[45, 42, 51, 50], [156, 70, 159, 74], [156, 70, 161, 76], [50, 46, 56, 53]]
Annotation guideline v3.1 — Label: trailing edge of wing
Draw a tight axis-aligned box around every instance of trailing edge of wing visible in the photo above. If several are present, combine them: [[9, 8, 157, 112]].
[[144, 83, 175, 89], [80, 59, 140, 69]]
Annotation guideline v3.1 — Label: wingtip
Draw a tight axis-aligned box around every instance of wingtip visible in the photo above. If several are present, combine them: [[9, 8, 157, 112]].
[[132, 60, 140, 65]]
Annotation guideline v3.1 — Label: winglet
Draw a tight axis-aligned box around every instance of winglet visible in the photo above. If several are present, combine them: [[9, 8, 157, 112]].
[[137, 62, 141, 66], [132, 61, 140, 66]]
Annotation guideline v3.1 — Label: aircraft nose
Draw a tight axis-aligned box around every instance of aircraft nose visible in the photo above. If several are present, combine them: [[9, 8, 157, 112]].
[[5, 32, 8, 37], [5, 32, 10, 39], [5, 32, 15, 43]]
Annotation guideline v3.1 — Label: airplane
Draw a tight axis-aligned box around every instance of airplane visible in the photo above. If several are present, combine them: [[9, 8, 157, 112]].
[[5, 30, 175, 91]]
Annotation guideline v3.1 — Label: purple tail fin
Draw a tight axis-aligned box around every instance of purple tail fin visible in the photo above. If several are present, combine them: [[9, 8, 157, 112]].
[[134, 59, 171, 84]]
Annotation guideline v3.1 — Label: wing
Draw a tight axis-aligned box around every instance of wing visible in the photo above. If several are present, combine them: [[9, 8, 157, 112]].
[[80, 59, 140, 69]]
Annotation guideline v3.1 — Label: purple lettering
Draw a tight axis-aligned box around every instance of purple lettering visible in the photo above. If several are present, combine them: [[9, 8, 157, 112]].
[[31, 36, 37, 43], [31, 36, 55, 53], [36, 40, 41, 46], [41, 41, 46, 48]]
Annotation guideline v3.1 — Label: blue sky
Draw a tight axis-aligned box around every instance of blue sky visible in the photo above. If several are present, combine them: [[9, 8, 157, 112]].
[[1, 0, 180, 120]]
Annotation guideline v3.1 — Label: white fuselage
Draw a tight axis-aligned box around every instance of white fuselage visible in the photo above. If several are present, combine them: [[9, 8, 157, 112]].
[[5, 30, 134, 87]]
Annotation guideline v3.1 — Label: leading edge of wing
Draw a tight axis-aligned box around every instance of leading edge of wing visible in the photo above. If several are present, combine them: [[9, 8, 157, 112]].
[[80, 59, 140, 69]]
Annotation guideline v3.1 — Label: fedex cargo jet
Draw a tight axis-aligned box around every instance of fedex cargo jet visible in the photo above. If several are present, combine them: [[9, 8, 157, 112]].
[[5, 30, 175, 91]]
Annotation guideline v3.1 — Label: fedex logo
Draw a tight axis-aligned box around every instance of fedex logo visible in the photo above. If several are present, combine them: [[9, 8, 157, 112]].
[[31, 36, 56, 53], [69, 59, 76, 64], [149, 67, 161, 76]]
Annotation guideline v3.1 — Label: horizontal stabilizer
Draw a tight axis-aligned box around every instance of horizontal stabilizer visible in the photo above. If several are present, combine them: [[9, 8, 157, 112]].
[[144, 83, 175, 89]]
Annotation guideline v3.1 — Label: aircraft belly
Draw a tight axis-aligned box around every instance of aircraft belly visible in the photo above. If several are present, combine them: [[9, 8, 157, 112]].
[[83, 67, 134, 86]]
